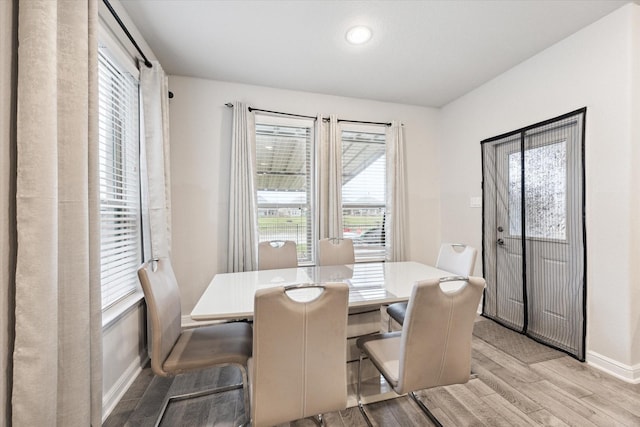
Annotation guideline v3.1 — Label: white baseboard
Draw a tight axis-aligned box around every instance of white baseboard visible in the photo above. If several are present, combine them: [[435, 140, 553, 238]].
[[102, 353, 149, 423], [586, 350, 640, 384]]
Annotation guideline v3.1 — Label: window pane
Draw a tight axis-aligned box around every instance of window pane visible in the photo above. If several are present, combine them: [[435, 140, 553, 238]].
[[341, 129, 386, 261], [509, 141, 567, 240], [98, 48, 142, 309], [256, 121, 314, 263]]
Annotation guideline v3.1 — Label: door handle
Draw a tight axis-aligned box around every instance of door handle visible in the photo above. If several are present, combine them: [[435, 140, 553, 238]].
[[497, 238, 504, 246]]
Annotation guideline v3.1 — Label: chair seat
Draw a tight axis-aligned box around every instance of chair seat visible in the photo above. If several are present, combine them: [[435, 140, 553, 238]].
[[163, 322, 252, 375], [356, 332, 402, 388], [386, 302, 407, 325]]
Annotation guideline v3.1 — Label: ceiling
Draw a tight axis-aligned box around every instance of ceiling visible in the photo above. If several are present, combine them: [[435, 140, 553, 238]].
[[120, 0, 630, 108]]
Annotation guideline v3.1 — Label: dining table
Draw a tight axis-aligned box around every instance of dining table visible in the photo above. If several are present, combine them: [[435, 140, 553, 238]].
[[191, 261, 464, 321], [190, 260, 469, 406]]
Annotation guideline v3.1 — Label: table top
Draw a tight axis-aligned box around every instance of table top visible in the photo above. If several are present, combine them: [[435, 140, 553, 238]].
[[191, 261, 464, 321]]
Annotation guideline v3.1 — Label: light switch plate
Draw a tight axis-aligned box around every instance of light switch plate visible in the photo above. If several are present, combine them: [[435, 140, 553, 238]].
[[470, 197, 482, 208]]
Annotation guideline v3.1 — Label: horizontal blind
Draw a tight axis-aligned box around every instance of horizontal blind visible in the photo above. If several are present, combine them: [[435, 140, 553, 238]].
[[98, 48, 142, 309], [255, 120, 314, 264], [341, 130, 386, 261]]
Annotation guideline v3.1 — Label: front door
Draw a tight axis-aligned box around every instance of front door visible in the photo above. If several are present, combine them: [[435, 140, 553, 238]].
[[482, 109, 586, 360]]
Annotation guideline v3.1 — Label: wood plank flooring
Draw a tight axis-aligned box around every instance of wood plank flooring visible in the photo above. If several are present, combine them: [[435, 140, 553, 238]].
[[104, 318, 640, 426]]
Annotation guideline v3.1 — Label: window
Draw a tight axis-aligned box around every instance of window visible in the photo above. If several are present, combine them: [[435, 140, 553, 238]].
[[255, 116, 315, 264], [341, 128, 386, 261], [252, 117, 389, 264], [508, 141, 567, 240], [98, 46, 142, 309]]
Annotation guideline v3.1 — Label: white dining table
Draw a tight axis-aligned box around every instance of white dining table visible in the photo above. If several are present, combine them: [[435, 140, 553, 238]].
[[191, 261, 463, 321]]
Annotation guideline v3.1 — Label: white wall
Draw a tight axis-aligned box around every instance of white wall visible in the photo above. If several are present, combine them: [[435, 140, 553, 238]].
[[439, 4, 640, 380], [167, 77, 442, 313], [102, 302, 147, 420]]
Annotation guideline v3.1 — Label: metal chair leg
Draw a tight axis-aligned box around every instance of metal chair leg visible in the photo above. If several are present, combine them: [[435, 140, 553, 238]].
[[356, 352, 374, 427], [356, 352, 445, 427], [238, 364, 250, 427], [155, 383, 244, 427], [409, 391, 443, 427], [154, 364, 249, 427], [311, 413, 326, 426]]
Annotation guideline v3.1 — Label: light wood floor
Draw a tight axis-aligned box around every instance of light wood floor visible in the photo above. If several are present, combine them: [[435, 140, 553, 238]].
[[104, 318, 640, 426]]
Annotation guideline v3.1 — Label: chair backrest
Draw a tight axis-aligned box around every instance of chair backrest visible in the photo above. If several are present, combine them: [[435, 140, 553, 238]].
[[137, 258, 183, 377], [396, 277, 485, 394], [258, 240, 298, 270], [318, 238, 355, 266], [436, 243, 477, 276], [251, 283, 349, 427]]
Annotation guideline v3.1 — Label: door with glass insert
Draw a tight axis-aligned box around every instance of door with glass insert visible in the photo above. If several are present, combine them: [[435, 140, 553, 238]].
[[482, 109, 586, 360]]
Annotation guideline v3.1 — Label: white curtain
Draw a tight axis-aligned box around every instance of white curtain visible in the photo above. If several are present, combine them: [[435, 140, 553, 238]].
[[319, 114, 343, 238], [10, 0, 102, 425], [0, 1, 16, 424], [317, 114, 328, 238], [228, 102, 259, 272], [385, 121, 408, 261], [140, 60, 172, 259]]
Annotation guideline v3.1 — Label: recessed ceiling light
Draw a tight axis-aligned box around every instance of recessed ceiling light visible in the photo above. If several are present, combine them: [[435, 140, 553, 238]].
[[346, 26, 372, 45]]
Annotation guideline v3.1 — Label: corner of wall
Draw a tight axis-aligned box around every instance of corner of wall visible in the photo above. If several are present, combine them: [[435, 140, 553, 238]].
[[102, 352, 149, 423], [627, 0, 640, 369], [586, 350, 640, 384]]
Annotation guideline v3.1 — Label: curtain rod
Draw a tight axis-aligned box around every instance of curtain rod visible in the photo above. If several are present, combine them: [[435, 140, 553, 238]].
[[225, 103, 316, 120], [103, 0, 174, 99], [337, 119, 391, 127], [103, 0, 151, 68], [225, 103, 391, 126], [249, 107, 317, 121]]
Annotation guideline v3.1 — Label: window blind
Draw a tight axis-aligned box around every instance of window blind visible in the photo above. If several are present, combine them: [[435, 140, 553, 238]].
[[98, 48, 142, 309], [341, 129, 386, 261], [255, 119, 315, 264]]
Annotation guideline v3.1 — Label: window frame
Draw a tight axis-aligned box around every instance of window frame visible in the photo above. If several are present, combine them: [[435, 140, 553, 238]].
[[254, 114, 318, 265], [98, 25, 144, 323]]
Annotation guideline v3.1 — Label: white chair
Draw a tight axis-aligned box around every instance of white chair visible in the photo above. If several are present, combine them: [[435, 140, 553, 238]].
[[250, 283, 349, 427], [318, 237, 355, 266], [357, 276, 486, 426], [137, 258, 252, 426], [436, 243, 478, 277], [257, 240, 298, 270], [387, 243, 477, 327]]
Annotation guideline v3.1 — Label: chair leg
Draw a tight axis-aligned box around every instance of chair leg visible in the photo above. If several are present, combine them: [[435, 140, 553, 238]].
[[409, 391, 443, 427], [356, 353, 374, 427], [155, 383, 244, 427], [154, 364, 250, 427], [311, 414, 325, 426], [238, 364, 251, 427]]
